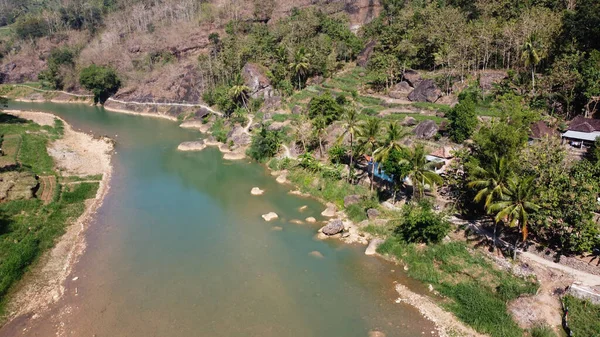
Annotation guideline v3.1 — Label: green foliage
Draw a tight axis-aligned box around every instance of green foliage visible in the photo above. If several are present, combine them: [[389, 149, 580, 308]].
[[38, 47, 76, 89], [209, 118, 228, 143], [447, 96, 477, 143], [377, 239, 537, 337], [307, 92, 342, 124], [563, 295, 600, 337], [79, 65, 121, 104], [529, 324, 557, 337], [381, 147, 410, 188], [247, 126, 281, 162], [328, 144, 346, 164], [14, 15, 49, 39], [392, 202, 451, 244]]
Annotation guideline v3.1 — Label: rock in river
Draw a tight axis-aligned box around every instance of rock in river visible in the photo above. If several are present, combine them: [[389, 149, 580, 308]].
[[321, 203, 337, 217], [177, 140, 206, 151], [262, 212, 278, 221], [305, 217, 317, 223], [365, 238, 385, 255], [321, 219, 344, 236], [250, 187, 264, 195]]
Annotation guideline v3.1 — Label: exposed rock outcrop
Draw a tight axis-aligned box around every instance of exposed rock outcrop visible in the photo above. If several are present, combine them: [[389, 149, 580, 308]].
[[413, 120, 439, 139], [344, 194, 362, 207], [367, 208, 380, 220], [402, 116, 418, 126], [262, 212, 279, 221], [251, 187, 264, 195], [242, 63, 274, 99], [227, 126, 251, 146], [408, 79, 442, 103], [388, 81, 412, 99], [177, 140, 207, 151], [357, 40, 376, 67], [403, 70, 422, 87], [321, 203, 337, 217], [365, 238, 385, 255]]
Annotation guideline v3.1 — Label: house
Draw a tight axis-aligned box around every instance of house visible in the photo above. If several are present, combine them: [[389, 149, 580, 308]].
[[426, 146, 455, 173], [529, 120, 557, 141], [561, 116, 600, 148]]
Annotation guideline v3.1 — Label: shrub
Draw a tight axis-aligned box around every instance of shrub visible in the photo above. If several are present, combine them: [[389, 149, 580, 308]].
[[247, 127, 281, 162], [14, 16, 49, 39], [447, 96, 477, 143], [79, 65, 121, 104], [393, 202, 451, 244], [496, 277, 538, 301], [529, 324, 557, 337], [328, 144, 346, 164], [308, 92, 342, 124]]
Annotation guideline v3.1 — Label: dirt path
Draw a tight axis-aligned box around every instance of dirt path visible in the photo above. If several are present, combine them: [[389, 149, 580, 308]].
[[38, 176, 56, 204]]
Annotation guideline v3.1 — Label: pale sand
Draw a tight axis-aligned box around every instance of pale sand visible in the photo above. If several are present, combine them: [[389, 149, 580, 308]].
[[3, 110, 114, 323]]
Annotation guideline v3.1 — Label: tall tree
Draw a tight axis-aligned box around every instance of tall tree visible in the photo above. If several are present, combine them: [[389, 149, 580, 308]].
[[337, 107, 361, 182], [398, 145, 443, 200], [374, 121, 410, 163], [357, 118, 382, 193], [288, 47, 311, 89], [312, 116, 327, 158], [521, 39, 541, 94], [229, 75, 251, 112], [488, 176, 540, 258]]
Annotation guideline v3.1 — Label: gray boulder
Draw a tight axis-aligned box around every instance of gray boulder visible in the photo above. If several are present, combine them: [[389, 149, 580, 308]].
[[227, 126, 251, 146], [367, 208, 380, 220], [408, 79, 442, 103], [344, 194, 362, 207], [292, 105, 303, 115], [321, 219, 344, 236], [402, 116, 418, 126], [388, 81, 412, 99], [242, 63, 274, 99], [268, 122, 286, 131], [413, 120, 439, 139], [357, 40, 376, 68], [403, 70, 421, 87]]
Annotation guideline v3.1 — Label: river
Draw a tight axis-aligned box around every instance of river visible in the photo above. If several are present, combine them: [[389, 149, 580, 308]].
[[2, 101, 437, 337]]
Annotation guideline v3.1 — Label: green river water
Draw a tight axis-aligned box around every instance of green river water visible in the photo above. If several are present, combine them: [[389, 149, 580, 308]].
[[3, 101, 437, 337]]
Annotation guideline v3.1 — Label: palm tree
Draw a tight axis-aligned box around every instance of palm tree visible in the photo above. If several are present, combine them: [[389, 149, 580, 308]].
[[398, 145, 443, 200], [229, 75, 251, 112], [488, 176, 540, 259], [521, 38, 540, 94], [357, 118, 382, 193], [312, 116, 327, 158], [337, 107, 361, 183], [374, 122, 411, 164], [467, 155, 512, 250], [289, 47, 311, 89]]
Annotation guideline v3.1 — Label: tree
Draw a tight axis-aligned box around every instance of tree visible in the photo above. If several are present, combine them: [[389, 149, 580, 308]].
[[374, 121, 410, 163], [357, 117, 382, 193], [312, 116, 327, 158], [467, 155, 513, 249], [288, 47, 311, 89], [381, 147, 411, 201], [248, 126, 281, 161], [399, 145, 443, 200], [488, 176, 540, 258], [229, 75, 251, 112], [308, 92, 342, 124], [79, 65, 121, 104], [393, 201, 451, 244], [447, 96, 478, 143], [337, 107, 361, 182], [521, 39, 541, 94]]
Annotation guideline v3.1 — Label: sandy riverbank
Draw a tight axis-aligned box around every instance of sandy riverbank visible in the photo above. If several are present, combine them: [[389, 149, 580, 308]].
[[2, 110, 114, 323]]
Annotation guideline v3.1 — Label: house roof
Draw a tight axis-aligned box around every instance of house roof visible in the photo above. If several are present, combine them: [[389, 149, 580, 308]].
[[429, 146, 454, 159], [569, 116, 600, 133], [562, 130, 600, 142], [530, 121, 557, 139]]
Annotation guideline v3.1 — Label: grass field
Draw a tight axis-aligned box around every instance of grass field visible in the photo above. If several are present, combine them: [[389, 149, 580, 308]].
[[378, 239, 539, 337], [563, 295, 600, 337], [0, 113, 100, 317]]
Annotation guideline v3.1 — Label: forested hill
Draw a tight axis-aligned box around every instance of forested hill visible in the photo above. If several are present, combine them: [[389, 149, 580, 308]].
[[0, 0, 599, 120]]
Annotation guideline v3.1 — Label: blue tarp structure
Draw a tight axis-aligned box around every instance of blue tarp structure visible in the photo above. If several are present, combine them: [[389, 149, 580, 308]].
[[366, 160, 394, 183]]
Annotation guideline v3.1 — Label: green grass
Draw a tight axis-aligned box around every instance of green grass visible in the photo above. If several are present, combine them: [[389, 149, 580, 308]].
[[0, 116, 99, 317], [529, 324, 557, 337], [377, 239, 539, 337], [412, 102, 451, 113], [0, 134, 21, 167], [382, 113, 445, 124], [563, 295, 600, 337], [286, 166, 369, 209]]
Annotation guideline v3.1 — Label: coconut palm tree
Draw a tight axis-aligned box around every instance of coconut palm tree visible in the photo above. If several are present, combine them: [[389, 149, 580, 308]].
[[289, 47, 311, 89], [467, 155, 513, 250], [488, 176, 540, 259], [398, 144, 443, 200], [229, 75, 251, 112], [337, 107, 361, 182], [374, 122, 411, 164], [312, 116, 327, 158], [357, 118, 382, 194], [521, 38, 541, 94]]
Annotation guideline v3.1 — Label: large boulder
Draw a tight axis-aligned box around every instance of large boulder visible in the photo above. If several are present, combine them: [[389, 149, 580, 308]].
[[413, 120, 439, 139], [227, 126, 251, 146], [357, 40, 376, 68], [408, 79, 442, 103], [321, 219, 344, 236], [344, 194, 362, 207], [321, 203, 337, 217], [242, 63, 274, 99], [177, 140, 207, 151], [388, 81, 412, 99], [403, 70, 422, 87], [367, 208, 380, 220], [402, 116, 418, 126]]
